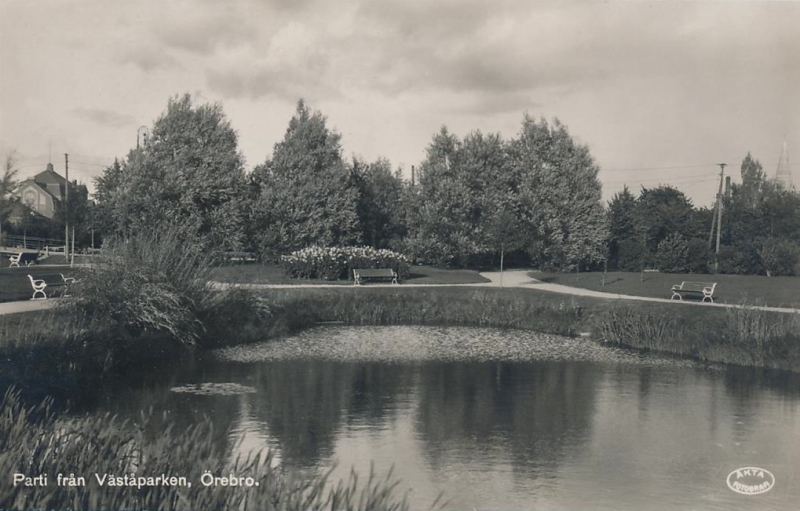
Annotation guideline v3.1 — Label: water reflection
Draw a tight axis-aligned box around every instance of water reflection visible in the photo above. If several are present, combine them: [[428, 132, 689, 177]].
[[4, 326, 800, 510]]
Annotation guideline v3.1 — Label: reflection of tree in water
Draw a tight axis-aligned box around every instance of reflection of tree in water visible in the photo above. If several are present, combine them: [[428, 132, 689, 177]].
[[415, 361, 600, 477], [246, 361, 412, 469]]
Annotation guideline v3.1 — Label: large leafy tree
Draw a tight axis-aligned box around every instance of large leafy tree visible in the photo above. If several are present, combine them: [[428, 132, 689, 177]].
[[409, 127, 510, 265], [510, 116, 607, 270], [606, 186, 638, 270], [251, 101, 360, 257], [635, 185, 695, 255], [348, 156, 406, 249], [94, 95, 248, 251]]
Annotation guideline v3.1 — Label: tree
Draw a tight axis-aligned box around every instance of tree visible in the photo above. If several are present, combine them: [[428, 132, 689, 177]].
[[655, 233, 689, 273], [484, 199, 526, 283], [251, 100, 360, 258], [510, 116, 607, 270], [739, 152, 766, 210], [94, 94, 248, 252], [408, 127, 511, 266], [349, 157, 406, 249], [606, 186, 638, 270], [635, 185, 695, 255], [1, 152, 20, 245]]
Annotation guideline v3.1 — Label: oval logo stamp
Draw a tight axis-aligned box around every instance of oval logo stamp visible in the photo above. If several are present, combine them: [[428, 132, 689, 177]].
[[726, 467, 775, 495]]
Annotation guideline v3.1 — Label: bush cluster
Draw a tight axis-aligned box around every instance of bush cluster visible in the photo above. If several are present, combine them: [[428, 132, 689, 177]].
[[281, 246, 410, 281]]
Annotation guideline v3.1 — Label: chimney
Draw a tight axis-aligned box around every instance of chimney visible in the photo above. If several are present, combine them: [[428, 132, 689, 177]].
[[725, 176, 731, 198], [411, 165, 416, 187]]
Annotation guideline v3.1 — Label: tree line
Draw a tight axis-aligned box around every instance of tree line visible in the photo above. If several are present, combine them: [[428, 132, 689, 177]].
[[91, 95, 608, 271], [6, 94, 796, 276]]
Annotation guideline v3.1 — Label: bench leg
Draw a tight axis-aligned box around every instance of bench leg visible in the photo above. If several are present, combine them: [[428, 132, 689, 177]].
[[392, 277, 398, 285], [31, 289, 47, 300], [671, 291, 682, 301], [10, 261, 19, 268], [702, 295, 713, 303]]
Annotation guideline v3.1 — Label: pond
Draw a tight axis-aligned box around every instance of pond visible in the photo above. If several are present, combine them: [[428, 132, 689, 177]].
[[44, 326, 800, 510]]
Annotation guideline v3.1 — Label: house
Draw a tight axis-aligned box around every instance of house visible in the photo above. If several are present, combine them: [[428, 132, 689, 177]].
[[15, 163, 67, 220]]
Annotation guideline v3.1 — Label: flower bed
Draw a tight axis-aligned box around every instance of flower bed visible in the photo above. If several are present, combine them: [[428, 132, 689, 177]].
[[281, 246, 410, 281]]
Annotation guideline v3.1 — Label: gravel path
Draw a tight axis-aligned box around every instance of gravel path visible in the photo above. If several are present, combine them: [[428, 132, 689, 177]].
[[481, 271, 800, 314]]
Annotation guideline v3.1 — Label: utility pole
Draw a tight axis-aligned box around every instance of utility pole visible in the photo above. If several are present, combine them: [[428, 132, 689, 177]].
[[64, 153, 69, 262], [713, 163, 726, 272]]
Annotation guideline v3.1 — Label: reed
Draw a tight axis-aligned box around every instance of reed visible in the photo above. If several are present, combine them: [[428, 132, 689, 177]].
[[594, 302, 800, 371], [0, 388, 415, 511]]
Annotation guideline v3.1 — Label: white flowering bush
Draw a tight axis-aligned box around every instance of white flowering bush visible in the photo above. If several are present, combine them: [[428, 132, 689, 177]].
[[281, 246, 410, 281]]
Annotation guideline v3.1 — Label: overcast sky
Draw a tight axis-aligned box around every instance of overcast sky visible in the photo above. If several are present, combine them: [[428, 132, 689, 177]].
[[1, 0, 798, 207]]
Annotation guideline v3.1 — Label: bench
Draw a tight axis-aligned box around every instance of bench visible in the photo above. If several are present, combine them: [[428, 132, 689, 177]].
[[671, 281, 717, 303], [27, 273, 78, 300], [9, 252, 40, 267], [353, 268, 398, 285]]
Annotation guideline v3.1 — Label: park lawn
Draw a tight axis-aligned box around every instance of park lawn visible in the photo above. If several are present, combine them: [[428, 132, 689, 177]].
[[210, 263, 491, 285], [0, 267, 84, 303], [533, 270, 800, 308]]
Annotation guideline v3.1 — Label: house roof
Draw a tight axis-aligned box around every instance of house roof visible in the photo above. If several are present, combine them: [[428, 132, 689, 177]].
[[32, 164, 67, 187]]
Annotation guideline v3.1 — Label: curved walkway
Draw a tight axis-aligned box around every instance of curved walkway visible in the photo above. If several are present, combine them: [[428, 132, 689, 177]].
[[3, 271, 797, 316], [478, 271, 800, 314]]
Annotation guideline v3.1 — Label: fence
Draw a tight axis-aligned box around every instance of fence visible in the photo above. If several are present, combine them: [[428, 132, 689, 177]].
[[0, 234, 66, 252]]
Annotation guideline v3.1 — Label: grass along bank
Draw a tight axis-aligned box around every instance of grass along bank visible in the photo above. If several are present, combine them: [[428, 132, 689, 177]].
[[534, 270, 800, 308], [255, 286, 800, 372], [0, 389, 413, 511]]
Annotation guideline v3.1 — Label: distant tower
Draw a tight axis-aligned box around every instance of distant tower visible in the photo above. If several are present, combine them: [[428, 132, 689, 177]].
[[775, 140, 793, 189]]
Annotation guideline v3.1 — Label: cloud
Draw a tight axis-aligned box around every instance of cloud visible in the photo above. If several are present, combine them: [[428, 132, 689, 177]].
[[72, 108, 137, 128], [152, 10, 256, 56], [117, 45, 179, 72], [205, 22, 336, 101]]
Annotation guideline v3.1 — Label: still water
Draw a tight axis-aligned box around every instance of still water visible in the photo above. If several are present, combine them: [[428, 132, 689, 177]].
[[61, 327, 800, 510]]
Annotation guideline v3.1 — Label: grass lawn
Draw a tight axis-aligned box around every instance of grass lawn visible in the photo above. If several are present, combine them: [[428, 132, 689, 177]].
[[210, 263, 491, 285], [0, 267, 84, 303], [533, 270, 800, 308]]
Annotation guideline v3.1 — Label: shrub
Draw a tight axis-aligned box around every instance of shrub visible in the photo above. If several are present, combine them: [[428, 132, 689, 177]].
[[616, 238, 646, 271], [717, 242, 764, 275], [685, 237, 713, 274], [656, 233, 689, 273], [281, 246, 410, 281], [67, 223, 212, 347], [759, 237, 799, 277]]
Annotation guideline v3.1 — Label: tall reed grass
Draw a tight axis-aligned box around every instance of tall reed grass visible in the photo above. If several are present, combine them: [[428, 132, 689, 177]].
[[594, 302, 800, 371], [0, 388, 415, 511], [264, 287, 585, 336]]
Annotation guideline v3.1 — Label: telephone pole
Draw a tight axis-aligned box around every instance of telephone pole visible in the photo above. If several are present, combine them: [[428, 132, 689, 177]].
[[64, 153, 69, 262], [713, 163, 726, 272]]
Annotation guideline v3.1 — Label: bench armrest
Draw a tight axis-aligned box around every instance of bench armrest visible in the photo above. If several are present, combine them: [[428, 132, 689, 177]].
[[671, 284, 681, 290]]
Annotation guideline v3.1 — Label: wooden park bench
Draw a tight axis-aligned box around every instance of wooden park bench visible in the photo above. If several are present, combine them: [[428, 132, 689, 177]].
[[9, 252, 40, 267], [27, 273, 78, 300], [353, 268, 398, 285], [670, 281, 717, 303]]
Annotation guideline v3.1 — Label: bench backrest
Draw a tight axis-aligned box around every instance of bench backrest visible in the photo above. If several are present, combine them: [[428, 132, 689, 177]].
[[354, 268, 396, 277], [679, 281, 716, 292]]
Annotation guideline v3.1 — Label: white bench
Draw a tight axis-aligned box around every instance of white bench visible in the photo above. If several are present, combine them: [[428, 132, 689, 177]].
[[27, 273, 77, 300], [9, 252, 39, 267], [671, 281, 717, 303], [353, 268, 398, 285]]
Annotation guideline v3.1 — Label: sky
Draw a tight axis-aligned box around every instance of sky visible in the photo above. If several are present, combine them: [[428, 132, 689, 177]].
[[1, 0, 798, 207]]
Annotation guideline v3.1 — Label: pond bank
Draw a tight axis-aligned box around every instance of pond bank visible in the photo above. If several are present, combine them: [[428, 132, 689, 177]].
[[259, 286, 800, 373], [2, 284, 799, 385]]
